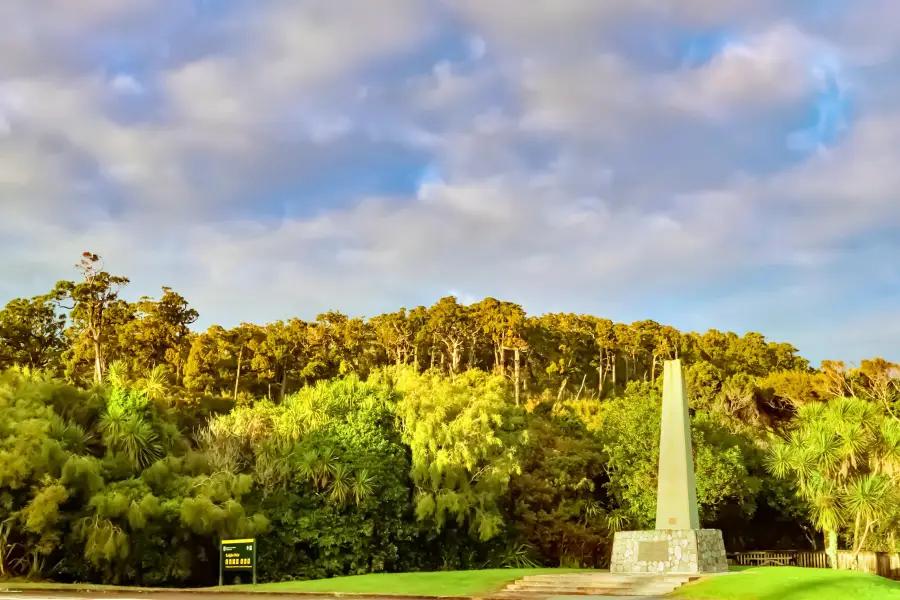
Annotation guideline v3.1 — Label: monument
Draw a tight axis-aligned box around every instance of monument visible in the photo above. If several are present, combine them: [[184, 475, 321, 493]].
[[609, 359, 728, 574]]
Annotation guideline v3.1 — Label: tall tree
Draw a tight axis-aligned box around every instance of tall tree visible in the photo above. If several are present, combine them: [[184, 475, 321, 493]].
[[53, 253, 129, 383], [426, 297, 476, 377], [120, 288, 198, 382], [370, 309, 414, 366]]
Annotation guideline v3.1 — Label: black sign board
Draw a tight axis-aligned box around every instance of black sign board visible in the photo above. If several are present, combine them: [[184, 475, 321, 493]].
[[219, 538, 257, 585]]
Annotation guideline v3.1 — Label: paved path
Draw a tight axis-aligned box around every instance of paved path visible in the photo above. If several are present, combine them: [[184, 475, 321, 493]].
[[0, 593, 666, 600], [0, 594, 341, 600]]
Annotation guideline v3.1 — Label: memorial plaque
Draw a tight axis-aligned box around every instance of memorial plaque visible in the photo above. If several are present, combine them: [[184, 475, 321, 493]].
[[637, 540, 669, 563]]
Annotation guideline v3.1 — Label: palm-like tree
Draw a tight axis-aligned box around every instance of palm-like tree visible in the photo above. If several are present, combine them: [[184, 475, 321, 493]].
[[99, 403, 163, 469], [136, 364, 169, 403], [766, 397, 900, 568]]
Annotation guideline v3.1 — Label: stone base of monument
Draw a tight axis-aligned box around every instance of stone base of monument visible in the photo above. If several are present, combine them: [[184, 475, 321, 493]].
[[610, 529, 728, 574]]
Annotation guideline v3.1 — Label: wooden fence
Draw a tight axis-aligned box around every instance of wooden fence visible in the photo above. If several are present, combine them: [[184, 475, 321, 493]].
[[732, 550, 900, 580]]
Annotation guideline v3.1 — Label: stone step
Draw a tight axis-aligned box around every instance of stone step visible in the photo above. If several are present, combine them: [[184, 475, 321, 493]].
[[492, 587, 683, 598], [506, 580, 692, 590], [509, 580, 694, 589], [499, 587, 682, 596], [517, 575, 695, 583], [491, 573, 701, 599]]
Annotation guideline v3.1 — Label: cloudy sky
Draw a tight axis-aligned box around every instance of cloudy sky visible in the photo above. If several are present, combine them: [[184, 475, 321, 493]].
[[1, 1, 898, 366]]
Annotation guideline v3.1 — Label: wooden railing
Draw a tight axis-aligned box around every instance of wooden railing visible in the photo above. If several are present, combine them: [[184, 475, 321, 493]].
[[732, 550, 900, 580]]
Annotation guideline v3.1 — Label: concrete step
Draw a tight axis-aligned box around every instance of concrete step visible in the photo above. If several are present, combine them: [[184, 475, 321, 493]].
[[514, 576, 695, 584], [496, 588, 682, 595], [492, 589, 680, 599], [514, 578, 692, 586], [507, 580, 694, 589], [491, 573, 701, 598]]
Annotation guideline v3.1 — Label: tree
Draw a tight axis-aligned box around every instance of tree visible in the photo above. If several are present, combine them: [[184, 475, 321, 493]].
[[583, 386, 761, 530], [119, 288, 198, 383], [508, 412, 610, 567], [0, 295, 66, 371], [758, 370, 824, 412], [394, 368, 527, 542], [529, 314, 593, 400], [250, 319, 320, 400], [53, 253, 130, 383], [767, 398, 900, 566], [426, 297, 476, 377], [370, 309, 415, 367], [857, 358, 900, 419], [471, 299, 528, 403]]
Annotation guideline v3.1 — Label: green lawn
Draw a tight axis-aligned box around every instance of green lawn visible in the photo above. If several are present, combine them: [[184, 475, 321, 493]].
[[673, 567, 900, 600], [231, 569, 591, 597], [2, 569, 591, 597]]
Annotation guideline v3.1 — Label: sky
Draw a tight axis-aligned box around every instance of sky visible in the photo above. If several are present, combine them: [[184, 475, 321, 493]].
[[1, 0, 899, 367]]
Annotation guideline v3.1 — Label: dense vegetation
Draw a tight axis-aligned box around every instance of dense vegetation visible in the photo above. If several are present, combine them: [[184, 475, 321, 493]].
[[0, 253, 898, 586]]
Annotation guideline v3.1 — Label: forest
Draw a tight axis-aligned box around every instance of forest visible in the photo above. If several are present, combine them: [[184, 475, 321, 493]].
[[0, 252, 898, 586]]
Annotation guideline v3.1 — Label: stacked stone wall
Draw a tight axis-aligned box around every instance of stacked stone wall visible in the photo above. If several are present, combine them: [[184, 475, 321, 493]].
[[610, 529, 727, 574]]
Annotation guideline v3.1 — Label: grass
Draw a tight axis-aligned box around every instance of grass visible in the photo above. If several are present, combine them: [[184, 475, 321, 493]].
[[673, 567, 900, 600], [2, 569, 592, 597], [230, 568, 591, 597]]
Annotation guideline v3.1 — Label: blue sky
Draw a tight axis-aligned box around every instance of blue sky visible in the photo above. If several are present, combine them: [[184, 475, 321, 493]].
[[1, 0, 898, 366]]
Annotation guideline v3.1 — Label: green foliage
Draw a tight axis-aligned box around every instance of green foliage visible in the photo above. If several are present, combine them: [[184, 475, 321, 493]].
[[395, 368, 527, 542], [3, 254, 900, 585], [588, 386, 761, 530], [767, 397, 900, 559], [507, 407, 610, 567], [0, 295, 66, 373]]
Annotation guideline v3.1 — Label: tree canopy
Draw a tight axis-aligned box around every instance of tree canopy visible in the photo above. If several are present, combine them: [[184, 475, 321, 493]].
[[0, 253, 898, 584]]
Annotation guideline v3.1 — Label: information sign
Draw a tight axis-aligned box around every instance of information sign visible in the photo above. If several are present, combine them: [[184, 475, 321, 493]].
[[219, 538, 257, 585]]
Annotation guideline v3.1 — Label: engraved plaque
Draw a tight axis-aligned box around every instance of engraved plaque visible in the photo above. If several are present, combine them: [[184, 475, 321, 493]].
[[637, 540, 669, 563]]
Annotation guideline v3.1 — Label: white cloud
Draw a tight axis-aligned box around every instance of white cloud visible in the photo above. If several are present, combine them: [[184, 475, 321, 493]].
[[0, 0, 898, 366], [452, 0, 781, 48], [663, 24, 824, 118], [164, 0, 429, 125], [110, 74, 144, 95]]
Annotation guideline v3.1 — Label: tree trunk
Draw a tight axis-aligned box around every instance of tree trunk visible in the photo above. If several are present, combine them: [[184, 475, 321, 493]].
[[598, 347, 605, 398], [93, 335, 103, 384], [612, 354, 617, 391], [233, 346, 244, 400], [853, 519, 874, 567], [826, 530, 838, 569], [557, 376, 569, 401], [279, 365, 288, 401], [514, 348, 521, 406], [574, 374, 587, 400], [651, 355, 657, 382], [499, 346, 506, 377]]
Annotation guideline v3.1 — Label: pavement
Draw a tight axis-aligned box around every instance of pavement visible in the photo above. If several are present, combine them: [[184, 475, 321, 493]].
[[0, 594, 341, 600], [0, 594, 664, 600]]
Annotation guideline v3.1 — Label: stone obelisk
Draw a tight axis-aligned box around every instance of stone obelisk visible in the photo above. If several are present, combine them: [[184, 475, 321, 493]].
[[609, 359, 727, 574], [655, 360, 700, 531]]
